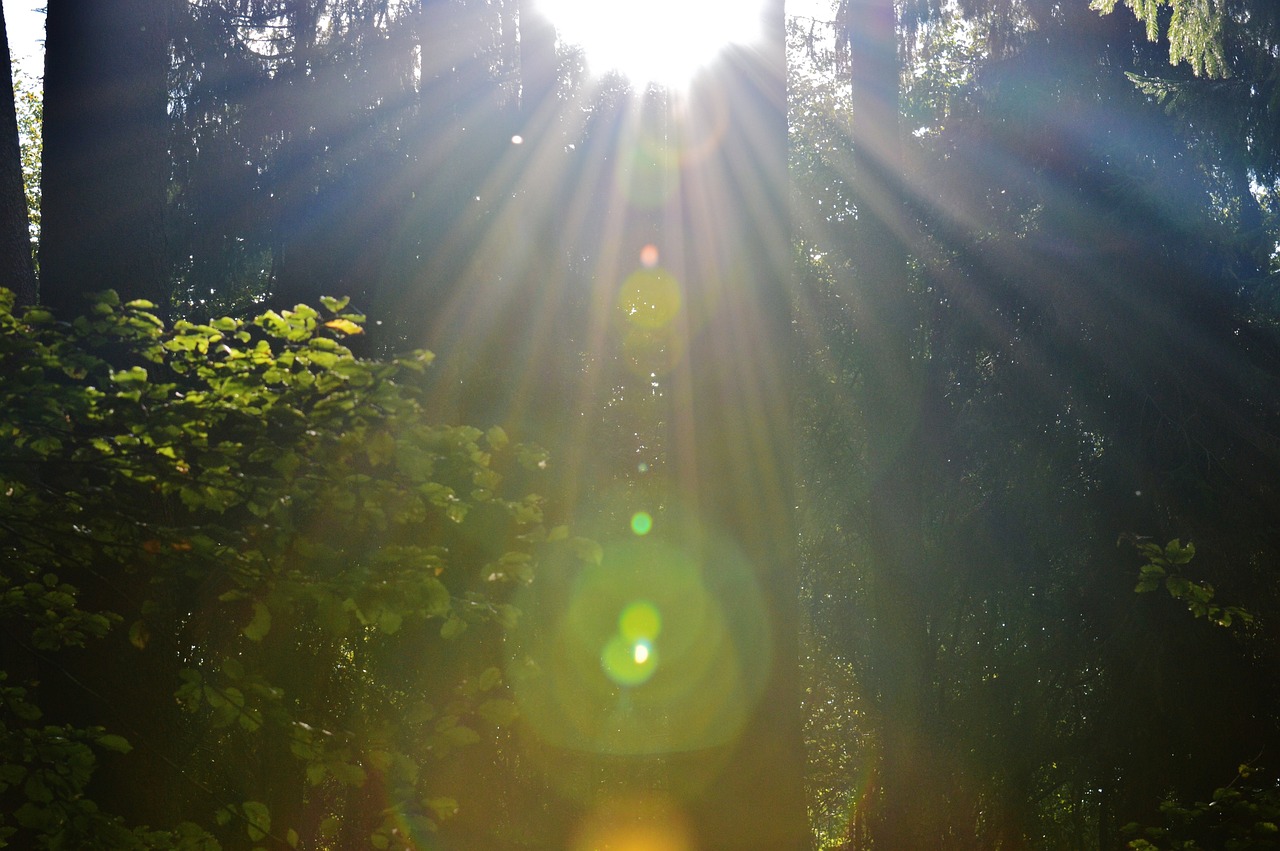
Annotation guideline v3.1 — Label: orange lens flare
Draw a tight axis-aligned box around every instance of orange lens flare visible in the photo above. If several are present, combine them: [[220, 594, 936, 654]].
[[572, 794, 694, 851]]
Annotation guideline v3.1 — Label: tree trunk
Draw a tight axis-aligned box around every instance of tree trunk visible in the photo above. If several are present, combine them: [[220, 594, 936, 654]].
[[840, 0, 946, 846], [39, 0, 171, 316], [0, 3, 36, 305], [641, 9, 810, 843]]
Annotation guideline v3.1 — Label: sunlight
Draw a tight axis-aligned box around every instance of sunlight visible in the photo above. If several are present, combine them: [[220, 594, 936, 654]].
[[535, 0, 765, 88]]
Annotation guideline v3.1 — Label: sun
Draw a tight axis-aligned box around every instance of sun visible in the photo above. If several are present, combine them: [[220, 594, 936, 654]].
[[536, 0, 767, 88]]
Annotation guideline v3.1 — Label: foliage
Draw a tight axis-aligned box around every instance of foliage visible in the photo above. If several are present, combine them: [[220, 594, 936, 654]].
[[792, 0, 1280, 846], [1124, 763, 1280, 850], [12, 64, 39, 256], [1129, 537, 1255, 628], [0, 289, 575, 847], [1091, 0, 1228, 77]]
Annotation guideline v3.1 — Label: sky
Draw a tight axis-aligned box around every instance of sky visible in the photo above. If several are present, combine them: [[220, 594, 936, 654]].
[[2, 1, 834, 82], [4, 0, 42, 70]]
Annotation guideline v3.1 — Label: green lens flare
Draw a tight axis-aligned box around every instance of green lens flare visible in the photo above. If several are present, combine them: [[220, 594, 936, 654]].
[[618, 268, 682, 330], [630, 511, 653, 536], [619, 600, 661, 641], [507, 531, 771, 756], [602, 634, 657, 686]]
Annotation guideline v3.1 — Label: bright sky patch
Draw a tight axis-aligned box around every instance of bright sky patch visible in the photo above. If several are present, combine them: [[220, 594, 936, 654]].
[[535, 0, 765, 88]]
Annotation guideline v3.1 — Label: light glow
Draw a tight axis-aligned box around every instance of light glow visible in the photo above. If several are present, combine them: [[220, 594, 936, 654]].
[[630, 511, 653, 535], [536, 0, 765, 88]]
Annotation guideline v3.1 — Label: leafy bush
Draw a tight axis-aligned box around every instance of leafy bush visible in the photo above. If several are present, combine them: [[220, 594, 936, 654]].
[[0, 290, 576, 848], [1125, 764, 1280, 850]]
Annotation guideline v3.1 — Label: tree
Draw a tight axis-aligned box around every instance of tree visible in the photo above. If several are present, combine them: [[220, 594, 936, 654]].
[[793, 0, 1280, 846], [39, 0, 173, 315]]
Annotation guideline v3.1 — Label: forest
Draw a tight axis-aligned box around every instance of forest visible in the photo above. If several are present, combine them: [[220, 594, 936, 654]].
[[0, 0, 1277, 849]]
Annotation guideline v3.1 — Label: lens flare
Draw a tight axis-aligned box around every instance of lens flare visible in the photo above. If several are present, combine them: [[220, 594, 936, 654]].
[[603, 600, 663, 684], [603, 633, 658, 685], [630, 511, 654, 535], [619, 600, 661, 641], [640, 243, 660, 268], [507, 530, 772, 756], [572, 794, 693, 851], [618, 268, 682, 330]]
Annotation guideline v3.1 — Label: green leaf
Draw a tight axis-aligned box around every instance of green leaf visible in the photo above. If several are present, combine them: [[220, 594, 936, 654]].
[[422, 577, 450, 617], [426, 797, 459, 821], [377, 609, 403, 635], [96, 733, 133, 754], [24, 774, 52, 803], [319, 816, 340, 839], [486, 425, 509, 450], [477, 699, 519, 726], [306, 763, 327, 786], [441, 725, 480, 746], [495, 604, 521, 630], [1167, 539, 1195, 565], [323, 318, 363, 336], [111, 365, 148, 385], [243, 601, 272, 642], [128, 619, 151, 649], [331, 761, 367, 787], [243, 801, 270, 842], [441, 616, 467, 640], [477, 666, 502, 691]]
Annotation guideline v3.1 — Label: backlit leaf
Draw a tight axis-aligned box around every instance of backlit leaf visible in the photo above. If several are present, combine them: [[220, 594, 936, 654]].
[[243, 601, 272, 642], [324, 318, 363, 335], [243, 801, 270, 841]]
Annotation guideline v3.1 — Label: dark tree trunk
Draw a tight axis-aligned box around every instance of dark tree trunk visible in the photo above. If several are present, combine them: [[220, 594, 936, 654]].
[[39, 0, 171, 317], [840, 0, 948, 847], [0, 4, 36, 305], [265, 0, 322, 313]]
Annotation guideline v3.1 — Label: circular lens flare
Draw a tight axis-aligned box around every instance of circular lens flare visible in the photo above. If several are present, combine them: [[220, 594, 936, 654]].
[[618, 268, 682, 330], [602, 633, 658, 686], [620, 600, 662, 641], [508, 531, 772, 756], [630, 511, 654, 535], [603, 601, 662, 686]]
